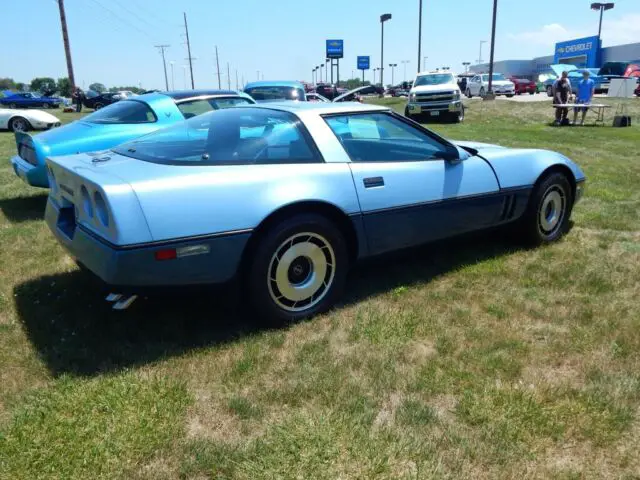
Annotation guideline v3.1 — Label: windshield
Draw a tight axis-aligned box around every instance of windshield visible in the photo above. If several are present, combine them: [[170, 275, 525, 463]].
[[482, 74, 506, 81], [83, 100, 156, 124], [112, 107, 317, 165], [244, 86, 305, 101], [414, 74, 454, 86]]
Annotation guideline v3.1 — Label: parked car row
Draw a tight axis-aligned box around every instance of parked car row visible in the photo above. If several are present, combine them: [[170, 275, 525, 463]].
[[0, 91, 62, 109], [3, 85, 586, 319]]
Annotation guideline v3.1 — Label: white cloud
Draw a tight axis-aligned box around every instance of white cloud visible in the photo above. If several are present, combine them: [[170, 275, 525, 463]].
[[507, 13, 640, 48]]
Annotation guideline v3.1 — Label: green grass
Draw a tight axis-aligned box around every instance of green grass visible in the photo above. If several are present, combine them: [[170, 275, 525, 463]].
[[1, 99, 640, 478]]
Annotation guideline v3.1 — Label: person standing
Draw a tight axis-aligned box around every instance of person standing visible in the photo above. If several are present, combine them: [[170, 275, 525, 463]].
[[72, 87, 84, 113], [573, 70, 595, 126], [552, 71, 572, 126]]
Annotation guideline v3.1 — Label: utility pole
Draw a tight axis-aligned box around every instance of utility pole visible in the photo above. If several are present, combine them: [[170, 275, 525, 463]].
[[417, 0, 423, 73], [155, 45, 170, 91], [169, 61, 175, 90], [57, 0, 76, 90], [380, 14, 392, 92], [487, 0, 498, 96], [227, 62, 231, 90], [183, 12, 195, 89], [215, 46, 221, 89], [235, 69, 239, 90]]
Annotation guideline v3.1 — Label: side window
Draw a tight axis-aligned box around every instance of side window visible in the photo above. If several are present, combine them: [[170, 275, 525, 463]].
[[211, 97, 253, 109], [83, 100, 156, 124], [324, 112, 453, 162], [177, 99, 214, 119]]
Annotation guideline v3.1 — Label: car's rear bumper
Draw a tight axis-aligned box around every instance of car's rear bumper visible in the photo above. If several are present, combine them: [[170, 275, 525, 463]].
[[11, 154, 49, 188], [46, 197, 251, 289]]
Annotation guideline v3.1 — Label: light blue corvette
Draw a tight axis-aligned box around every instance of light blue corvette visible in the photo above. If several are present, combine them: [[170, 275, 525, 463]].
[[45, 102, 585, 320], [10, 90, 254, 188]]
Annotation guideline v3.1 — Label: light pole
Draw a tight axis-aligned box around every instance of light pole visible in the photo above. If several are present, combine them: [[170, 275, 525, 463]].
[[319, 63, 322, 83], [325, 59, 329, 84], [478, 40, 487, 64], [487, 0, 498, 97], [401, 60, 410, 81], [462, 61, 471, 73], [417, 0, 423, 72], [317, 65, 321, 84], [169, 61, 175, 90], [380, 13, 392, 92], [182, 65, 187, 89], [591, 2, 614, 39], [389, 63, 398, 85], [257, 70, 260, 80]]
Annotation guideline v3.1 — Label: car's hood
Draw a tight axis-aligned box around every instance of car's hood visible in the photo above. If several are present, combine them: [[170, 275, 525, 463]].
[[550, 64, 577, 76], [490, 80, 514, 87], [411, 84, 459, 93], [31, 120, 156, 156], [452, 140, 505, 152]]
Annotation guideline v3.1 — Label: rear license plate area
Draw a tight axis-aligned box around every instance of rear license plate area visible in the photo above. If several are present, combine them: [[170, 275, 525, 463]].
[[57, 206, 77, 240], [430, 111, 440, 116]]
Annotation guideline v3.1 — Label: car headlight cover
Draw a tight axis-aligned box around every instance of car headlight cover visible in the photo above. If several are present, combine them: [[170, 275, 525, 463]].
[[409, 93, 416, 102]]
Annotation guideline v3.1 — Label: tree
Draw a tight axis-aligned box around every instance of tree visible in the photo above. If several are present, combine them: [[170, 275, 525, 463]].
[[0, 77, 16, 90], [57, 77, 72, 97], [88, 82, 106, 93], [338, 78, 369, 90], [15, 82, 25, 92], [30, 77, 57, 94]]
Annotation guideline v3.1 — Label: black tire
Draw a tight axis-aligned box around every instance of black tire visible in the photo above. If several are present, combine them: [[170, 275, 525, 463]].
[[516, 172, 573, 246], [449, 104, 464, 123], [479, 87, 486, 97], [404, 106, 412, 119], [506, 94, 514, 98], [42, 103, 49, 109], [94, 103, 104, 110], [9, 103, 17, 109], [9, 116, 31, 132], [529, 91, 535, 95], [247, 214, 348, 322], [546, 85, 553, 97], [466, 89, 472, 98]]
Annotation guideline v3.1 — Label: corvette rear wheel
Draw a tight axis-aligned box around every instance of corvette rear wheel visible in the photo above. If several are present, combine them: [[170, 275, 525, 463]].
[[9, 116, 30, 132], [518, 172, 573, 245], [247, 214, 348, 322]]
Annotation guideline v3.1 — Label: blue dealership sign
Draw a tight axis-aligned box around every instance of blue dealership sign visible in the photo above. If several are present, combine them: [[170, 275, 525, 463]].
[[357, 56, 370, 70], [326, 39, 344, 59], [554, 35, 601, 68]]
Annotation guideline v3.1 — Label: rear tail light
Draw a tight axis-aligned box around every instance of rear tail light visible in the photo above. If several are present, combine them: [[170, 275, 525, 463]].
[[154, 245, 210, 261], [154, 249, 177, 261]]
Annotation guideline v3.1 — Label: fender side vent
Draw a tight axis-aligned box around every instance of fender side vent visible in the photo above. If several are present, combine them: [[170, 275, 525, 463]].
[[500, 195, 513, 221]]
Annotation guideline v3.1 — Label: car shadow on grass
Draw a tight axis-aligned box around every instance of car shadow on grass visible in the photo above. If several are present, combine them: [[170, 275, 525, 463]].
[[0, 194, 48, 223], [14, 229, 528, 377]]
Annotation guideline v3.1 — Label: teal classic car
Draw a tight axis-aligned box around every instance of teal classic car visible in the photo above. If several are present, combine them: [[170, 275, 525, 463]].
[[10, 90, 254, 188]]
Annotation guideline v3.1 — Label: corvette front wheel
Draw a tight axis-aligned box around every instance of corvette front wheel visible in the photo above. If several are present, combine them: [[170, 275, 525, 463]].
[[247, 214, 348, 322], [518, 172, 573, 245]]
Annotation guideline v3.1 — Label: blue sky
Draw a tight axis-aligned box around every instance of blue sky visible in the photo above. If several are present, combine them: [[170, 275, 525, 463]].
[[2, 0, 639, 90]]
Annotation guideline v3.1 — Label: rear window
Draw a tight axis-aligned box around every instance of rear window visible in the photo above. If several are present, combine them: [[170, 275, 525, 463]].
[[113, 107, 319, 165], [83, 100, 156, 124], [244, 86, 305, 101], [176, 96, 253, 119]]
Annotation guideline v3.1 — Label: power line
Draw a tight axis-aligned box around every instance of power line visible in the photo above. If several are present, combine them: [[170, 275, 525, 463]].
[[85, 0, 153, 40], [110, 0, 160, 32]]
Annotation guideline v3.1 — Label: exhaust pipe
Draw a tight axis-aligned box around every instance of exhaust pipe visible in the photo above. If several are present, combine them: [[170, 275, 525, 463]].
[[106, 292, 138, 310]]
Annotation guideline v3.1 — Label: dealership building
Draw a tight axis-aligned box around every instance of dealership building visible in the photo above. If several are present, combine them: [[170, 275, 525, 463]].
[[470, 36, 640, 79]]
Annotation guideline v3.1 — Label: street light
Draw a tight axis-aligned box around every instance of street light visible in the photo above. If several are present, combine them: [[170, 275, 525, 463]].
[[325, 59, 330, 85], [478, 40, 487, 64], [380, 13, 392, 92], [591, 2, 614, 38], [373, 67, 380, 85], [389, 63, 398, 85], [462, 61, 471, 73], [417, 0, 423, 72], [401, 60, 410, 81]]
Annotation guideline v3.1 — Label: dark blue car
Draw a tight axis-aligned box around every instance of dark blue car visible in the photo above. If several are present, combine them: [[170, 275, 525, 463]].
[[0, 92, 61, 109]]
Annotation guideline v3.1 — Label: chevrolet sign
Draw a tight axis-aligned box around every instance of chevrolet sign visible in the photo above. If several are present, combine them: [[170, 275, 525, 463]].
[[554, 35, 601, 68], [326, 39, 344, 59]]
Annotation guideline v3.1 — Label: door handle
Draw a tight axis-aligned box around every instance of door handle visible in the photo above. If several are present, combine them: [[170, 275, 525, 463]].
[[363, 176, 384, 188]]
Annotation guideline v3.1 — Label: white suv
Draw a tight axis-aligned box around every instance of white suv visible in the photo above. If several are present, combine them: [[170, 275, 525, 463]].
[[465, 73, 515, 98], [405, 71, 464, 123]]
